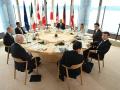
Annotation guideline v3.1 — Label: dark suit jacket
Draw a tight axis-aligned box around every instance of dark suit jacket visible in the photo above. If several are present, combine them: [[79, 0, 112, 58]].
[[93, 29, 102, 42], [11, 43, 32, 61], [56, 23, 65, 30], [3, 33, 15, 52], [11, 43, 36, 72], [15, 27, 26, 34], [59, 50, 84, 80], [85, 40, 111, 60], [96, 40, 111, 59]]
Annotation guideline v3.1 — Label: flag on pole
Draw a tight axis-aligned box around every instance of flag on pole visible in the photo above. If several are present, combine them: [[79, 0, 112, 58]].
[[56, 4, 59, 24], [63, 4, 66, 25], [42, 3, 46, 26], [70, 0, 74, 28], [50, 0, 54, 20], [77, 6, 80, 31], [23, 1, 29, 31], [37, 2, 40, 22], [30, 2, 36, 31]]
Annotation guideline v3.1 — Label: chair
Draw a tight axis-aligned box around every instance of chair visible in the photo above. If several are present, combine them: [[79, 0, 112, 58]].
[[13, 57, 39, 85], [5, 45, 11, 64], [87, 50, 105, 73], [13, 57, 28, 85], [58, 63, 83, 90]]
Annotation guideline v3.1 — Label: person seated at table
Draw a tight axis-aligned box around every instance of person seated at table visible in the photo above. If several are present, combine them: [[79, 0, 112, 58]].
[[92, 23, 102, 43], [56, 19, 65, 30], [58, 41, 84, 81], [15, 22, 26, 34], [79, 23, 85, 33], [3, 26, 15, 52], [11, 34, 41, 74], [83, 32, 111, 60]]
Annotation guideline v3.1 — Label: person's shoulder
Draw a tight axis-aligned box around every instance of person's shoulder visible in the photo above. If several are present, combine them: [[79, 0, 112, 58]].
[[106, 40, 112, 45]]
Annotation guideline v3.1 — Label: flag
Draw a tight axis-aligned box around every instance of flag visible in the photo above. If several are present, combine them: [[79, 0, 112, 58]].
[[42, 3, 46, 26], [63, 4, 66, 25], [50, 0, 54, 20], [77, 6, 80, 31], [70, 0, 74, 28], [30, 2, 36, 31], [23, 1, 29, 31], [56, 4, 59, 24], [37, 2, 40, 22]]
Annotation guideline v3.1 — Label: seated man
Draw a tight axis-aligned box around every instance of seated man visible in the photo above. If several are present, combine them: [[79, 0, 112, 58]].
[[83, 32, 111, 60], [59, 41, 84, 81], [15, 22, 26, 34], [56, 19, 65, 30], [11, 34, 40, 74], [3, 26, 15, 52]]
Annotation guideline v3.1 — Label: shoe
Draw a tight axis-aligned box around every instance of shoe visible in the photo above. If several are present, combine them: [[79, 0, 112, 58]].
[[28, 69, 33, 74]]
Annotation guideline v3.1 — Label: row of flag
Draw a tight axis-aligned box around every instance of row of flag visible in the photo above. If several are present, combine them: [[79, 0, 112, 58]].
[[23, 0, 75, 31]]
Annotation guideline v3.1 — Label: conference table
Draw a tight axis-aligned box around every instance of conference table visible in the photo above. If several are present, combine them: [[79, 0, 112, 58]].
[[21, 29, 92, 62]]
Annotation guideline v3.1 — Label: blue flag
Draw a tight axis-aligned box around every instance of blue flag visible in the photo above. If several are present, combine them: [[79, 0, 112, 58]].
[[23, 2, 30, 31]]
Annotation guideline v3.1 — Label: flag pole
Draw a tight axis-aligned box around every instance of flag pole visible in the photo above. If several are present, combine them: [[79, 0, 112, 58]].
[[16, 0, 22, 24]]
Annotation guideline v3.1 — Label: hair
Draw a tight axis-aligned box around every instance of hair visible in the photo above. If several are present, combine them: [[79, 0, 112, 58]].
[[103, 31, 110, 36], [15, 34, 24, 43], [73, 41, 82, 50], [16, 22, 20, 25], [7, 27, 11, 31], [81, 23, 84, 26], [94, 23, 100, 26]]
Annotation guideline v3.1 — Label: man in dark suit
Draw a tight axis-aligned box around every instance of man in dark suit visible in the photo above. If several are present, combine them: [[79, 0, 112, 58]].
[[56, 19, 65, 30], [11, 34, 40, 74], [83, 32, 111, 60], [15, 22, 26, 34], [3, 26, 15, 52], [92, 23, 102, 43], [59, 41, 84, 81]]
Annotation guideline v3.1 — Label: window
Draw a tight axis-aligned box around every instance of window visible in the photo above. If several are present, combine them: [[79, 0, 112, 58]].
[[99, 0, 120, 34], [88, 0, 100, 30]]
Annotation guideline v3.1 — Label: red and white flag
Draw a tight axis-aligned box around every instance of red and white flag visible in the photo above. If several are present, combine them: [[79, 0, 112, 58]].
[[50, 0, 54, 20], [70, 0, 74, 28], [37, 2, 40, 22], [42, 3, 46, 26]]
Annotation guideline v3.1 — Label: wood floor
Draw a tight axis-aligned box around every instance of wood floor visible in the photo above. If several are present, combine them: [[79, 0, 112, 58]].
[[0, 45, 120, 90]]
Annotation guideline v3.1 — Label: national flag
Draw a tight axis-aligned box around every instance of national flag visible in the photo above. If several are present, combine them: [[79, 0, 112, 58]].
[[56, 4, 59, 24], [42, 3, 46, 26], [30, 2, 36, 31], [77, 6, 80, 31], [37, 2, 40, 22], [23, 1, 29, 31], [70, 0, 74, 28], [50, 0, 54, 20], [63, 4, 66, 25]]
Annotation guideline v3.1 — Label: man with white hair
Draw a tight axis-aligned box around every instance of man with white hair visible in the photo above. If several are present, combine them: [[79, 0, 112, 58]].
[[11, 34, 40, 74]]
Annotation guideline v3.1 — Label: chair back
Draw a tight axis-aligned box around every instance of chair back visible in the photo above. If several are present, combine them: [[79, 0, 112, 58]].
[[14, 57, 27, 63], [62, 62, 83, 70], [71, 63, 83, 69]]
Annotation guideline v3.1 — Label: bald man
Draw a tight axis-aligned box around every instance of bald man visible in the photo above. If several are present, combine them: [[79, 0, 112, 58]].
[[3, 26, 15, 52], [11, 34, 40, 74]]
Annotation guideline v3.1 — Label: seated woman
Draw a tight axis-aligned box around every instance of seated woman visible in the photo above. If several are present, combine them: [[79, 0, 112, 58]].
[[58, 41, 84, 81], [11, 34, 41, 74], [80, 23, 85, 33]]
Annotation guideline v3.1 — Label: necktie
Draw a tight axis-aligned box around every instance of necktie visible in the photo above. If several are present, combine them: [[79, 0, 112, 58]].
[[97, 41, 104, 48]]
